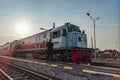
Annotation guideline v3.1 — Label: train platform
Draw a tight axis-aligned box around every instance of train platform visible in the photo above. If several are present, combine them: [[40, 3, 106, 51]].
[[0, 56, 120, 80]]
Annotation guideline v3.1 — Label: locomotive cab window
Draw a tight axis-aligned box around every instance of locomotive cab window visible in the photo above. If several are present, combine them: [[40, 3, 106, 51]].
[[53, 32, 57, 38], [68, 27, 72, 32], [62, 29, 67, 36], [68, 25, 80, 32], [53, 30, 61, 38]]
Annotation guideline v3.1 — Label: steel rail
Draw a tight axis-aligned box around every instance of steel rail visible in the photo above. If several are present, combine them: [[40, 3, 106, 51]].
[[0, 69, 13, 80], [0, 60, 54, 80]]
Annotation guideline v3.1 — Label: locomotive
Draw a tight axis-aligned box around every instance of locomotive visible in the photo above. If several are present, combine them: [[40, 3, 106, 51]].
[[0, 23, 94, 64]]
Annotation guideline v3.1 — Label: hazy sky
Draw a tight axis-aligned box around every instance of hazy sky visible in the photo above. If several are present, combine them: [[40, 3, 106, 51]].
[[0, 0, 120, 51]]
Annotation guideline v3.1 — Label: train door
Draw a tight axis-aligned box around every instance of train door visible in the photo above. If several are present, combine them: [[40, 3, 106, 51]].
[[72, 33, 77, 47], [67, 33, 77, 48], [61, 29, 67, 47]]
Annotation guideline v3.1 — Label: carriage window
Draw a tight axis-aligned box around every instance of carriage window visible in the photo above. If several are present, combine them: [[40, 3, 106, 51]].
[[57, 31, 60, 37], [39, 36, 41, 41], [68, 27, 72, 32], [43, 33, 46, 38], [62, 29, 67, 36]]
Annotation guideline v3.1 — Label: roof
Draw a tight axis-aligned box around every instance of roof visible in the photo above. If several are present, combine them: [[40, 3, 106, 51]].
[[51, 24, 66, 32]]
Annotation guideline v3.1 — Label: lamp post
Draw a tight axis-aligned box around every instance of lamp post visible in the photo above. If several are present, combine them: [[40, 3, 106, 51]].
[[86, 13, 100, 58], [40, 28, 47, 30], [40, 22, 55, 31]]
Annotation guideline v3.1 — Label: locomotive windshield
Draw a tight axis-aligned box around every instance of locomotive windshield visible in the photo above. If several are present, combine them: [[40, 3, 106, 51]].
[[68, 25, 80, 32]]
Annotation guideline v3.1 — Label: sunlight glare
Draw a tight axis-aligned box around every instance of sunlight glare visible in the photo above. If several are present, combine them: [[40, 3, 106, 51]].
[[16, 22, 30, 35]]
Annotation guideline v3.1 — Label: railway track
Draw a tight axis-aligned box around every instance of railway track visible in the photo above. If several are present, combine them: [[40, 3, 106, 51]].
[[19, 56, 120, 68], [27, 58, 120, 74], [20, 57, 120, 74], [1, 55, 120, 68], [92, 58, 120, 68], [1, 56, 120, 77], [0, 69, 12, 80], [0, 60, 55, 80]]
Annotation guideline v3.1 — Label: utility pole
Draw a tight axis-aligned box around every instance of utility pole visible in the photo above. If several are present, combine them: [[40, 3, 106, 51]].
[[91, 37, 93, 48], [86, 13, 100, 58]]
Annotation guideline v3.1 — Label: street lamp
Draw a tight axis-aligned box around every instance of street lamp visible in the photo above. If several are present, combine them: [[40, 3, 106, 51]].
[[86, 13, 100, 58], [40, 28, 47, 30], [40, 22, 55, 31]]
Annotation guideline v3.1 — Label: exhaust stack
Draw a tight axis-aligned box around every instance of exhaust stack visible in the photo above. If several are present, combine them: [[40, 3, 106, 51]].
[[53, 22, 55, 29]]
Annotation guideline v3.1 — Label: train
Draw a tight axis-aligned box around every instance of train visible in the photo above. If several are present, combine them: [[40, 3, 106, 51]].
[[0, 22, 94, 65]]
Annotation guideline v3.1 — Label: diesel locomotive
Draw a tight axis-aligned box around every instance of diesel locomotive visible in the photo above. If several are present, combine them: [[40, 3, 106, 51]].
[[0, 23, 94, 65]]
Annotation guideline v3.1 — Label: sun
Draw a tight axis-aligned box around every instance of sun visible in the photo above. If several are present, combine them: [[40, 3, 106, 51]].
[[16, 22, 30, 35]]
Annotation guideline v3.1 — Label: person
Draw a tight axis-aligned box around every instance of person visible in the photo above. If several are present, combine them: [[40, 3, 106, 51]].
[[46, 39, 54, 62]]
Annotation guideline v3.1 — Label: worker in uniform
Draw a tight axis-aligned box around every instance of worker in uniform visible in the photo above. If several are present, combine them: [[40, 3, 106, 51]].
[[46, 39, 54, 62]]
